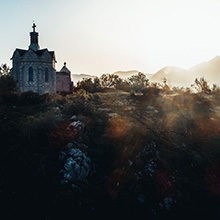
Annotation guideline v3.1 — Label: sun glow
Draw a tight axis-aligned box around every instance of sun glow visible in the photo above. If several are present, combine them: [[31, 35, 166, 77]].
[[58, 0, 220, 74], [1, 0, 220, 74]]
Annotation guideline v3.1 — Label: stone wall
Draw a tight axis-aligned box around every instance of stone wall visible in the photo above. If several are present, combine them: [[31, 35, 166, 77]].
[[11, 50, 56, 94], [56, 73, 72, 93]]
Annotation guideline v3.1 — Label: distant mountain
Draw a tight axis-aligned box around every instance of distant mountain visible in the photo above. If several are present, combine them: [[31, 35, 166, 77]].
[[113, 70, 152, 79], [113, 70, 140, 79], [71, 71, 146, 83], [190, 56, 220, 84], [151, 57, 220, 86], [151, 66, 195, 86], [71, 74, 96, 84], [71, 56, 220, 86]]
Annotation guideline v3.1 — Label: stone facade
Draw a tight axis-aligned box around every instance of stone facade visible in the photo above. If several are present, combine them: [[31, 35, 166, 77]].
[[11, 24, 57, 94], [56, 63, 73, 93]]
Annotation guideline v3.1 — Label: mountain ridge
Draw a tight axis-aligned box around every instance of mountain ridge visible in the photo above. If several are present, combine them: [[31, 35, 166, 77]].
[[71, 56, 220, 86], [151, 56, 220, 86]]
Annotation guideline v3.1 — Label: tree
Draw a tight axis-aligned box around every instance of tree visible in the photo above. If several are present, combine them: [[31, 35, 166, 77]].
[[193, 78, 211, 94], [115, 78, 130, 92], [0, 64, 10, 76], [76, 77, 101, 93], [128, 72, 149, 93], [93, 77, 101, 91], [0, 64, 16, 95], [100, 74, 121, 88], [161, 77, 171, 92]]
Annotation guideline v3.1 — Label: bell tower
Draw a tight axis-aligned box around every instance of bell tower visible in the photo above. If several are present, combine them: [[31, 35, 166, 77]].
[[29, 23, 40, 51]]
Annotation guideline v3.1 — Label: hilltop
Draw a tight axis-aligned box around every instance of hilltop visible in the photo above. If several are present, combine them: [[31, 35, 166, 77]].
[[151, 56, 220, 86], [71, 56, 220, 87], [113, 70, 140, 79], [190, 56, 220, 83], [71, 74, 96, 84], [151, 66, 194, 86], [114, 56, 220, 87]]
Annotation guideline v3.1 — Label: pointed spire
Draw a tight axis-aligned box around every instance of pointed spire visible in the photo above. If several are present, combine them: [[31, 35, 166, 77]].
[[29, 22, 40, 51]]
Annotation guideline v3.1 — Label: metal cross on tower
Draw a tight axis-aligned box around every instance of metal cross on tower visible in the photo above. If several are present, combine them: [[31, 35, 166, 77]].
[[32, 23, 36, 32]]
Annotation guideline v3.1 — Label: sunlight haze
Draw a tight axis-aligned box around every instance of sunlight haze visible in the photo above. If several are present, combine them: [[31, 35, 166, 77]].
[[1, 0, 220, 75]]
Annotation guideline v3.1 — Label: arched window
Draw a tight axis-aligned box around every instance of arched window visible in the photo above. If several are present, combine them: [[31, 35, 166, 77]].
[[28, 67, 33, 82], [45, 68, 49, 82]]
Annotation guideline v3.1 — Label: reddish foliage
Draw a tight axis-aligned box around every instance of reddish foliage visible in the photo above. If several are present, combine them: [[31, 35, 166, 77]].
[[48, 122, 77, 149]]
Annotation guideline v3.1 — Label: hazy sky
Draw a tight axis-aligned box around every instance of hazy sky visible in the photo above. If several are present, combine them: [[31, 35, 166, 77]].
[[1, 0, 220, 75]]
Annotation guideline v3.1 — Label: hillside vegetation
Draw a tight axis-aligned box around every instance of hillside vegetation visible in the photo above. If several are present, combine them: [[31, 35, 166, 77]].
[[0, 71, 220, 219]]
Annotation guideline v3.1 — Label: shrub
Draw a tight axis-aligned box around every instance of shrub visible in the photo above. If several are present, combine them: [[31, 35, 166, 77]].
[[192, 78, 211, 94], [62, 93, 97, 116], [193, 94, 213, 116], [128, 72, 149, 94], [76, 77, 101, 93], [0, 74, 16, 95], [115, 79, 131, 92], [19, 91, 49, 105], [100, 74, 122, 88]]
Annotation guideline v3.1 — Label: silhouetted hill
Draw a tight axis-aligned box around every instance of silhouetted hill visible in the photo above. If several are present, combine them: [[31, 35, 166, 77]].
[[151, 56, 220, 86], [71, 56, 220, 86], [114, 70, 152, 80], [71, 74, 96, 84], [151, 66, 194, 86], [113, 70, 140, 79], [190, 56, 220, 84]]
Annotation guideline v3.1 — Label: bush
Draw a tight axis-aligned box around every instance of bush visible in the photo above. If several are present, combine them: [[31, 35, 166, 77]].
[[0, 74, 16, 95], [62, 93, 97, 116], [128, 72, 149, 94], [100, 74, 121, 88], [193, 94, 213, 116], [115, 79, 131, 92], [192, 78, 211, 94], [76, 77, 101, 93], [19, 91, 50, 105]]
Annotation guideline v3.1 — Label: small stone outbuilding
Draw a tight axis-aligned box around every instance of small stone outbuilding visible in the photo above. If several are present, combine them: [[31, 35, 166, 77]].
[[56, 62, 73, 94]]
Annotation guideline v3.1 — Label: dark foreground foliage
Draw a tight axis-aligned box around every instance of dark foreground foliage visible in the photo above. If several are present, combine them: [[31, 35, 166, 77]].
[[0, 81, 220, 219]]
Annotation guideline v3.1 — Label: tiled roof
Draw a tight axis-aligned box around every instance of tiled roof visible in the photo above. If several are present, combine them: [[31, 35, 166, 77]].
[[34, 49, 47, 56], [16, 49, 27, 56], [60, 64, 71, 74], [12, 48, 55, 59]]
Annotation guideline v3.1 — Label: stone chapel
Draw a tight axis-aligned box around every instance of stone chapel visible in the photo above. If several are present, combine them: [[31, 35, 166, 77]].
[[11, 23, 72, 94]]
